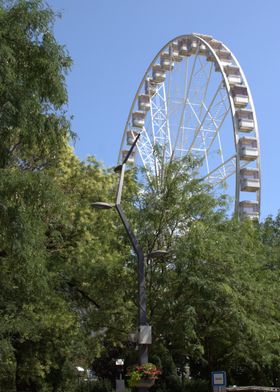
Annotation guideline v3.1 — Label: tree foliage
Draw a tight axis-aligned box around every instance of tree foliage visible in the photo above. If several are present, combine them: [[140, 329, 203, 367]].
[[0, 0, 72, 170], [111, 157, 280, 390]]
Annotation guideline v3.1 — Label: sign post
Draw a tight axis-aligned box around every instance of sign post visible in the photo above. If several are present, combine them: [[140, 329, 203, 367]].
[[211, 371, 227, 392]]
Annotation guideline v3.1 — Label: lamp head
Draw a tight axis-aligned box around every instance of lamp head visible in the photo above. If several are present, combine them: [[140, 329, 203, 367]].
[[114, 164, 123, 173], [91, 202, 114, 210], [148, 250, 169, 259]]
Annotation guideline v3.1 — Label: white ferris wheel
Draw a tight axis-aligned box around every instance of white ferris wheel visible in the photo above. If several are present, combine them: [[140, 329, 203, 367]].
[[119, 33, 261, 219]]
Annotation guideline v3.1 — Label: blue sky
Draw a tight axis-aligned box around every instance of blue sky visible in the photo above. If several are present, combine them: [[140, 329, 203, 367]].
[[48, 0, 279, 219]]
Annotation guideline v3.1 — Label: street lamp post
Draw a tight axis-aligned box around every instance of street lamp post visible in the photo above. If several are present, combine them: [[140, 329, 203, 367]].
[[92, 135, 168, 391], [92, 134, 150, 368]]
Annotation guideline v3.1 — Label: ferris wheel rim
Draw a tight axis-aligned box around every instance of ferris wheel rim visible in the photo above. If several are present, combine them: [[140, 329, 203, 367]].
[[119, 33, 261, 219]]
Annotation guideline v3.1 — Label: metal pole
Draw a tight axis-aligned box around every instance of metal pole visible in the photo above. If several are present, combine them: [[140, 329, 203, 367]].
[[115, 205, 149, 392], [115, 204, 148, 366], [114, 134, 149, 392]]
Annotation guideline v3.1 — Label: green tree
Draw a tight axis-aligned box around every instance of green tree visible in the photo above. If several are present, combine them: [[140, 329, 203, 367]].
[[0, 0, 166, 389], [0, 169, 80, 391], [0, 1, 76, 390], [0, 145, 137, 390], [122, 158, 280, 389], [0, 0, 72, 170]]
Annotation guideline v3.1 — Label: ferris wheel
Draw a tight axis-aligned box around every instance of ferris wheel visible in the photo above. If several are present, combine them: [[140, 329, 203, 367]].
[[119, 33, 261, 219]]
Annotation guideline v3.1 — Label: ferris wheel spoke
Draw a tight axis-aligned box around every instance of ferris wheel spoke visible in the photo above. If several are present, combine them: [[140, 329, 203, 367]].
[[204, 104, 230, 155], [190, 87, 229, 160], [202, 84, 229, 127], [172, 57, 189, 158], [198, 61, 214, 121], [173, 47, 200, 156], [193, 56, 212, 105], [203, 154, 236, 184], [187, 99, 202, 125], [186, 80, 224, 155], [205, 157, 254, 187]]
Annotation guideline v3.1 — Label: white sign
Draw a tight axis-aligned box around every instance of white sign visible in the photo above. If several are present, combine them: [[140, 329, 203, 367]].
[[212, 371, 226, 387]]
